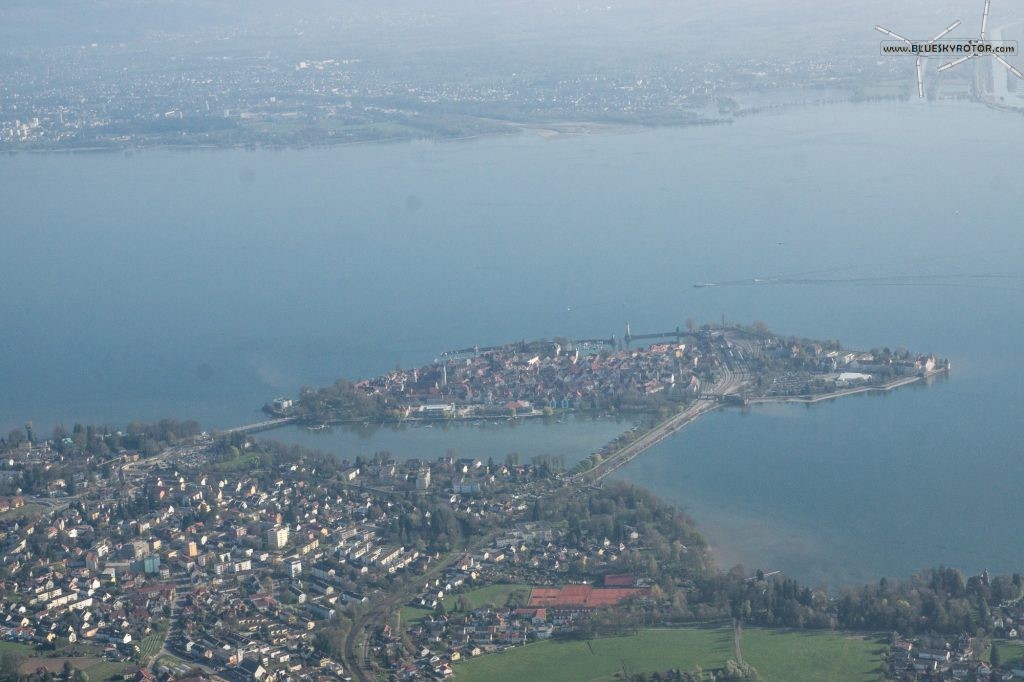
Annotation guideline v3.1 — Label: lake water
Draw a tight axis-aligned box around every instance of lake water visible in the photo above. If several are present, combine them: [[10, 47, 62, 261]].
[[2, 99, 1023, 586]]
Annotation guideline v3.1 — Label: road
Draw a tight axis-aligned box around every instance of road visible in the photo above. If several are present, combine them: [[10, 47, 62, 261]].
[[578, 358, 750, 484]]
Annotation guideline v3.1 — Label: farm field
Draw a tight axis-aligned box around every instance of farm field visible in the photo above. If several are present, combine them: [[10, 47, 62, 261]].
[[454, 627, 732, 682], [740, 628, 884, 682], [455, 626, 884, 682]]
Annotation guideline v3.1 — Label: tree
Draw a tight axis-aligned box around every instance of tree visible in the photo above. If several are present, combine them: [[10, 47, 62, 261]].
[[313, 625, 347, 660], [52, 424, 68, 443], [6, 428, 25, 449], [991, 641, 1001, 668], [720, 660, 759, 681], [261, 575, 275, 593]]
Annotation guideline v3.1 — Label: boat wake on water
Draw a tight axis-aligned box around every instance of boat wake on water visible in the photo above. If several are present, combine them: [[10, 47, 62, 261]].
[[693, 273, 1024, 291]]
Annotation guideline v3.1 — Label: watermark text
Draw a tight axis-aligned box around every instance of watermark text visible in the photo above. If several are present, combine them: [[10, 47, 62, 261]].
[[881, 40, 1017, 57]]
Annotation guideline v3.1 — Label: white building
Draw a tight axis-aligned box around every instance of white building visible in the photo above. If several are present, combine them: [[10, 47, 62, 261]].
[[267, 526, 289, 550]]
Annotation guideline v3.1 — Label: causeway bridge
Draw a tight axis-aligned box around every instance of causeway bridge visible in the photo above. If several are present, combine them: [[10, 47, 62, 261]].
[[220, 417, 296, 435]]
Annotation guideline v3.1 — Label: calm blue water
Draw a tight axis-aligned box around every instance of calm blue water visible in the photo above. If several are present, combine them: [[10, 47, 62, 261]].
[[2, 100, 1023, 585]]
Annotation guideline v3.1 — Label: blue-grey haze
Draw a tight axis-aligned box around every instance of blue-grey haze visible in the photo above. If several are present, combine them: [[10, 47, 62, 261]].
[[2, 100, 1022, 586]]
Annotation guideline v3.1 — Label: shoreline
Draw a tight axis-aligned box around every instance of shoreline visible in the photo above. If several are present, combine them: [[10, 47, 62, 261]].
[[139, 369, 944, 440], [745, 369, 945, 406], [3, 94, 954, 157], [0, 120, 662, 157]]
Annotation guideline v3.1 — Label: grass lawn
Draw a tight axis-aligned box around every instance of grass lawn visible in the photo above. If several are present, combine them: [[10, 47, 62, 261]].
[[740, 628, 885, 682], [83, 660, 134, 681], [0, 641, 36, 656], [398, 584, 531, 628], [399, 605, 432, 626], [3, 640, 132, 680], [0, 641, 132, 681], [445, 584, 532, 611], [18, 656, 100, 675], [0, 503, 48, 521], [455, 627, 885, 682], [990, 639, 1024, 667], [210, 451, 265, 472], [455, 627, 733, 682]]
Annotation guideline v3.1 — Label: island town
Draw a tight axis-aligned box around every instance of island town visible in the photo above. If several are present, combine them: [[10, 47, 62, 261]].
[[267, 323, 950, 427], [5, 323, 1013, 682]]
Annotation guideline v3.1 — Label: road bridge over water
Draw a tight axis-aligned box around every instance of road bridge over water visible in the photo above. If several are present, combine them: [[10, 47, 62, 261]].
[[219, 417, 296, 435]]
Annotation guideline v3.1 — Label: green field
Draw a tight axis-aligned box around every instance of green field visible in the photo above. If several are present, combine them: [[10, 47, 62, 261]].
[[0, 503, 48, 521], [990, 639, 1024, 667], [18, 656, 99, 675], [399, 605, 432, 625], [446, 584, 532, 611], [210, 450, 265, 472], [0, 640, 132, 681], [398, 584, 532, 627], [740, 628, 884, 682], [455, 628, 733, 682], [0, 640, 36, 656], [454, 627, 884, 682], [82, 660, 133, 681]]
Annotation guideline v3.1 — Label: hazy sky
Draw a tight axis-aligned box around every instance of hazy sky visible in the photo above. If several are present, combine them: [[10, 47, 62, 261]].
[[4, 0, 1020, 53]]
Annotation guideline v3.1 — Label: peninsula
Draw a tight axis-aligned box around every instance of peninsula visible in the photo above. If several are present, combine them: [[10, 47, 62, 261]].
[[264, 323, 949, 482], [0, 322, 966, 682]]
